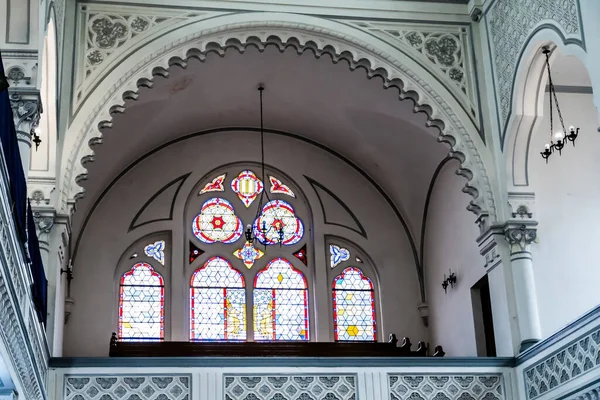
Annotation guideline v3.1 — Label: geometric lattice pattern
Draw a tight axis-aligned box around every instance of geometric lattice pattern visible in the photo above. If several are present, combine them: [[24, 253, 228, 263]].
[[190, 257, 246, 341], [64, 375, 190, 400], [524, 327, 600, 400], [332, 267, 376, 341], [224, 375, 356, 400], [253, 258, 309, 341], [192, 197, 243, 244], [253, 200, 304, 246], [389, 374, 504, 400], [118, 263, 164, 341], [233, 241, 265, 269]]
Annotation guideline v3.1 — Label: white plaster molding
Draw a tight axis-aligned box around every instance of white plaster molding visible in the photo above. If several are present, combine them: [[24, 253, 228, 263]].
[[60, 12, 497, 224], [344, 20, 479, 126], [507, 192, 535, 221], [72, 3, 221, 113], [486, 0, 583, 140]]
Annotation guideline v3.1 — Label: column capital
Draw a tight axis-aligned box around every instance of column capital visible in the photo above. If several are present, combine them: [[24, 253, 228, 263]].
[[504, 222, 537, 253], [8, 88, 42, 146], [31, 208, 56, 249]]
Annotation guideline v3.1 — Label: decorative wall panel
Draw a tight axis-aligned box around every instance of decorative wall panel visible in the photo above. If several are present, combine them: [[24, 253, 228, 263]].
[[224, 375, 357, 400], [486, 0, 583, 140], [388, 374, 504, 400], [64, 375, 191, 400], [523, 327, 600, 400]]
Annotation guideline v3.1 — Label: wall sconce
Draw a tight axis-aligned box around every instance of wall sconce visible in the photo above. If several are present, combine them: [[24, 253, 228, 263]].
[[442, 269, 457, 294]]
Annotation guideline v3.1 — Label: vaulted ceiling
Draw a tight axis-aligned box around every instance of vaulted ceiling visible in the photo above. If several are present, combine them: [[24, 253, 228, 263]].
[[72, 45, 450, 247]]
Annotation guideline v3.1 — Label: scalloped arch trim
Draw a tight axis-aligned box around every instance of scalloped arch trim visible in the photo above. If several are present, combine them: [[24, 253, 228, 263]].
[[62, 15, 496, 223]]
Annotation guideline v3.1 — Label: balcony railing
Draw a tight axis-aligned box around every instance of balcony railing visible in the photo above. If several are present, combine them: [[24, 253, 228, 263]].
[[0, 141, 49, 400]]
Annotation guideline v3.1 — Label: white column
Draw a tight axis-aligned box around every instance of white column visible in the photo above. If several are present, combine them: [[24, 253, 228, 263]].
[[8, 90, 41, 179], [505, 224, 542, 352]]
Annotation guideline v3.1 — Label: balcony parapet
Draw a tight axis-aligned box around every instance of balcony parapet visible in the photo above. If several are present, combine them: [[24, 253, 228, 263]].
[[0, 142, 48, 400]]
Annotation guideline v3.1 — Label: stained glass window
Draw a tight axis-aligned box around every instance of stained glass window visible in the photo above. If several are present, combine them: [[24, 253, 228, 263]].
[[293, 244, 307, 265], [253, 200, 304, 246], [144, 240, 165, 265], [192, 197, 243, 244], [332, 267, 376, 342], [231, 170, 263, 207], [190, 257, 246, 341], [233, 242, 264, 269], [199, 174, 226, 194], [269, 176, 295, 197], [330, 244, 350, 269], [189, 241, 205, 264], [254, 258, 309, 341], [119, 263, 164, 341]]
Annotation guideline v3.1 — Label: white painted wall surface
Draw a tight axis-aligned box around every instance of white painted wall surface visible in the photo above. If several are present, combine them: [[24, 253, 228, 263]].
[[64, 130, 426, 356], [528, 91, 600, 338], [424, 159, 484, 356]]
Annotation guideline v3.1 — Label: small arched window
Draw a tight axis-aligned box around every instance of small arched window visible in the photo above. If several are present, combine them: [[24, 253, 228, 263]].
[[332, 267, 376, 341], [119, 263, 164, 341], [190, 256, 246, 341], [254, 258, 309, 341]]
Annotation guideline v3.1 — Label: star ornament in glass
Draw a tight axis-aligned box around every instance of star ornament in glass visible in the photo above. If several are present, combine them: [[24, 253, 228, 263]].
[[233, 242, 265, 269], [192, 197, 243, 244], [269, 176, 295, 197], [330, 244, 350, 268], [231, 170, 264, 207]]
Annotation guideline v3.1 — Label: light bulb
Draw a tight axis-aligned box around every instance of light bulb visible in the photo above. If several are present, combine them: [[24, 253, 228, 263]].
[[34, 126, 42, 135], [246, 224, 251, 230], [569, 125, 575, 132], [544, 143, 551, 150], [554, 131, 565, 141]]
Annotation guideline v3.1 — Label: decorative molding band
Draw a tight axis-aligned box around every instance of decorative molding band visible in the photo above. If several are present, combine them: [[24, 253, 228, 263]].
[[523, 325, 600, 400], [62, 14, 496, 230], [545, 85, 593, 94], [129, 172, 190, 231], [225, 374, 356, 400], [516, 304, 600, 366], [389, 374, 505, 400], [556, 376, 600, 399], [485, 0, 584, 143], [64, 374, 191, 400], [49, 356, 516, 368], [0, 149, 47, 399], [305, 175, 367, 239]]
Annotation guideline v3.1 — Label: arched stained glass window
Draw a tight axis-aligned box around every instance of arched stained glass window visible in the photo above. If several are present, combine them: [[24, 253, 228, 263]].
[[332, 267, 376, 342], [190, 257, 246, 341], [192, 197, 243, 244], [119, 263, 164, 341], [253, 200, 304, 246], [254, 258, 309, 341]]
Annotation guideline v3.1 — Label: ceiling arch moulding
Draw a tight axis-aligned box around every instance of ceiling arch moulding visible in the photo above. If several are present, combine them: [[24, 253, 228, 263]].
[[344, 20, 481, 133], [484, 0, 584, 146], [305, 175, 367, 239], [129, 172, 191, 231], [71, 3, 225, 115], [60, 12, 498, 230]]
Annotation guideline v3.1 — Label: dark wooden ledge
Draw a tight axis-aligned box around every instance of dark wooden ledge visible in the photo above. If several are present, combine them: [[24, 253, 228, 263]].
[[109, 334, 445, 358]]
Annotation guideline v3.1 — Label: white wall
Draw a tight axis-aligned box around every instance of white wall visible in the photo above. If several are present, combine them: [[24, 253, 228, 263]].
[[64, 130, 426, 356], [424, 159, 484, 356], [528, 90, 600, 337]]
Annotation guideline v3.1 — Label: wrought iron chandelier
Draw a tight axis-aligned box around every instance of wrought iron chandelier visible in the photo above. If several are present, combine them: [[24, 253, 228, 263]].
[[540, 48, 580, 163], [244, 85, 285, 247]]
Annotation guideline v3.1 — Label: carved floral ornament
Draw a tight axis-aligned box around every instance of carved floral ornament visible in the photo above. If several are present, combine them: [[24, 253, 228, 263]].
[[62, 17, 496, 224]]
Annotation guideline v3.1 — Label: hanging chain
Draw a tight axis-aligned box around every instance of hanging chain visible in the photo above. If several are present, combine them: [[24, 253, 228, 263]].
[[544, 49, 567, 136]]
